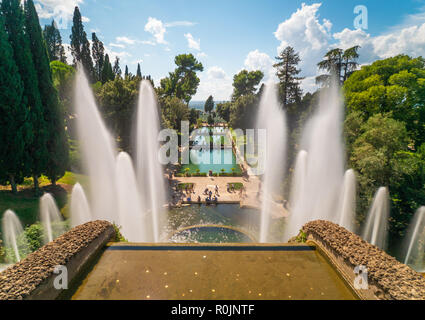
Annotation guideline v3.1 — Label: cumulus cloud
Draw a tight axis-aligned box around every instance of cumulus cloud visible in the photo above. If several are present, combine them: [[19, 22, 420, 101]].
[[244, 50, 276, 80], [184, 33, 201, 51], [165, 21, 197, 27], [274, 3, 332, 77], [193, 67, 233, 101], [207, 66, 226, 79], [144, 17, 167, 44], [35, 0, 89, 28]]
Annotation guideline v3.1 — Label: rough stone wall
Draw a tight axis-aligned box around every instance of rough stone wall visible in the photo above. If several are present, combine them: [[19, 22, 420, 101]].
[[0, 221, 114, 300], [303, 220, 425, 300]]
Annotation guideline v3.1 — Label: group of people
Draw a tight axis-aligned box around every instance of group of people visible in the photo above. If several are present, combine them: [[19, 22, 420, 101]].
[[201, 185, 219, 204]]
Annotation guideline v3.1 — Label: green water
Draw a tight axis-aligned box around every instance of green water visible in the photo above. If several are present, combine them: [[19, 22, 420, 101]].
[[170, 226, 253, 243]]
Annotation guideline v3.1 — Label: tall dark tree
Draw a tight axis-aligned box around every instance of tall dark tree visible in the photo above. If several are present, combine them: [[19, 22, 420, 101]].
[[125, 65, 129, 78], [274, 46, 304, 108], [43, 20, 66, 63], [101, 53, 114, 83], [204, 95, 214, 114], [1, 0, 47, 193], [70, 6, 94, 80], [0, 14, 28, 193], [25, 0, 69, 186], [91, 32, 104, 82], [136, 63, 142, 77], [113, 56, 121, 77]]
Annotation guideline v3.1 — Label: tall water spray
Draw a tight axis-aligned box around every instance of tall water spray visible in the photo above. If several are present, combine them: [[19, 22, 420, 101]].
[[256, 83, 287, 243], [403, 207, 425, 271], [74, 68, 119, 225], [116, 152, 147, 242], [285, 83, 345, 240], [40, 194, 65, 243], [70, 183, 92, 228], [363, 187, 390, 250], [2, 210, 28, 263], [136, 81, 167, 243], [337, 169, 357, 232]]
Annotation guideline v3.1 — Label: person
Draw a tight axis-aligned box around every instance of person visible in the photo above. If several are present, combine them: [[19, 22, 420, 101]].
[[215, 185, 219, 194], [197, 196, 201, 203], [209, 190, 213, 198], [204, 188, 209, 195]]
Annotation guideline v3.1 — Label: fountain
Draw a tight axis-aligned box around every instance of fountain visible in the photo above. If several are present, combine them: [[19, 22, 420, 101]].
[[337, 169, 357, 232], [74, 67, 167, 242], [135, 81, 167, 243], [362, 187, 390, 250], [285, 83, 345, 240], [2, 210, 28, 263], [256, 83, 287, 243], [116, 152, 147, 242], [70, 183, 92, 228], [403, 207, 425, 271], [39, 194, 65, 243]]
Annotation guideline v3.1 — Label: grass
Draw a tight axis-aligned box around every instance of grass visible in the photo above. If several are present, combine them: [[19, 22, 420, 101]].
[[0, 171, 88, 230], [177, 183, 194, 191], [227, 183, 244, 190]]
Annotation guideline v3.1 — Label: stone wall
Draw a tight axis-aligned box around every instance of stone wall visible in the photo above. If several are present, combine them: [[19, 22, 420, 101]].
[[303, 220, 425, 300], [0, 221, 114, 300]]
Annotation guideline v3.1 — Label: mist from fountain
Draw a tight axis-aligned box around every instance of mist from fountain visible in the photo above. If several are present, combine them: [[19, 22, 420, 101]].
[[403, 207, 425, 271], [116, 152, 148, 242], [2, 210, 28, 263], [70, 183, 92, 228], [256, 83, 287, 243], [135, 81, 167, 243], [74, 68, 166, 242], [363, 187, 390, 250], [285, 83, 345, 240], [74, 68, 119, 225], [337, 169, 357, 232], [39, 194, 65, 243]]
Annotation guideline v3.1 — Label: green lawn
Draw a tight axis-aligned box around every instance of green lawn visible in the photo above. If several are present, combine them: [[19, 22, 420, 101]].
[[0, 172, 88, 230]]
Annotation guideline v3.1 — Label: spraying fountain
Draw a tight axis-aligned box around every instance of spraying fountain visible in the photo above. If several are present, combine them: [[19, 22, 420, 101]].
[[135, 81, 167, 243], [73, 67, 167, 242], [39, 194, 65, 243], [256, 83, 287, 243], [2, 210, 28, 263], [70, 183, 92, 228], [362, 187, 390, 250], [285, 83, 345, 240], [403, 207, 425, 271], [337, 169, 357, 232]]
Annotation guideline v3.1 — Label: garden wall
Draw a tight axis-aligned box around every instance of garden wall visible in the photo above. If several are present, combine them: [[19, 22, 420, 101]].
[[0, 221, 114, 300]]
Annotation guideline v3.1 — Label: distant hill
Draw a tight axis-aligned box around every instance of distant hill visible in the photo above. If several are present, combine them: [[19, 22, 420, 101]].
[[189, 101, 229, 111]]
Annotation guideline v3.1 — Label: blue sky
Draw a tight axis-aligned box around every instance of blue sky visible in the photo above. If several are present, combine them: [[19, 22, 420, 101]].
[[35, 0, 425, 100]]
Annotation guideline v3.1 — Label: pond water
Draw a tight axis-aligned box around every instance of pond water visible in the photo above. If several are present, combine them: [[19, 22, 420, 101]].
[[167, 204, 260, 243], [181, 127, 242, 174]]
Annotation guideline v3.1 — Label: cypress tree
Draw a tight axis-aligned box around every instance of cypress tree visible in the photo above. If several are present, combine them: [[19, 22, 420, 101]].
[[92, 32, 104, 82], [43, 20, 66, 63], [25, 0, 69, 186], [0, 14, 28, 193], [113, 56, 121, 77], [137, 63, 142, 77], [125, 65, 129, 78], [1, 0, 46, 194], [70, 6, 94, 80], [101, 53, 114, 83]]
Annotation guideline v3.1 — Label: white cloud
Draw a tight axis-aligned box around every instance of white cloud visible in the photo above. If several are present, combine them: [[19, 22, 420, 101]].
[[244, 50, 276, 80], [194, 69, 233, 101], [116, 36, 137, 45], [35, 0, 85, 29], [82, 16, 90, 23], [274, 3, 332, 77], [144, 17, 167, 44], [207, 66, 226, 80], [165, 21, 197, 27], [141, 40, 156, 46], [110, 43, 126, 49], [197, 52, 207, 58], [184, 33, 201, 51]]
